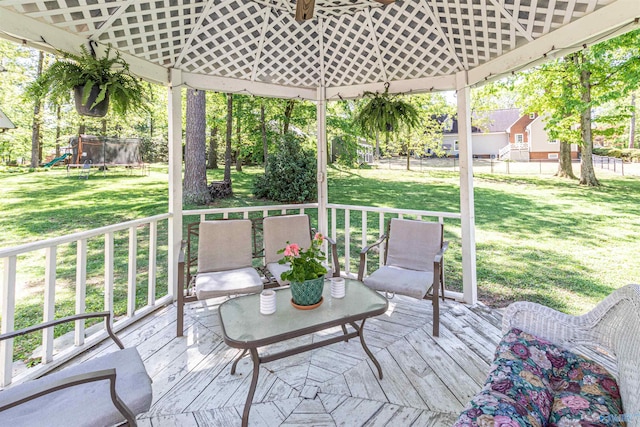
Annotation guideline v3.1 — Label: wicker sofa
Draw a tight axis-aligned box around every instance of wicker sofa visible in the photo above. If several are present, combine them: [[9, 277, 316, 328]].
[[454, 284, 640, 427]]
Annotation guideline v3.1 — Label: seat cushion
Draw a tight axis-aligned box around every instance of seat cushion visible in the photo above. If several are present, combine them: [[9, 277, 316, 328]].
[[267, 262, 292, 286], [363, 265, 433, 299], [0, 347, 152, 427], [195, 267, 264, 300], [548, 353, 623, 426], [263, 215, 312, 264], [386, 219, 442, 272]]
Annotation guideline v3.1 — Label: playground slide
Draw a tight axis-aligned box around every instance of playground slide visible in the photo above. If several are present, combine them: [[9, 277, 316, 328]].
[[42, 153, 70, 168]]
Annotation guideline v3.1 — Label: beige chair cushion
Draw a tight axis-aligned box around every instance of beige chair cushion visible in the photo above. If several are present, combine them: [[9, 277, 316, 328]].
[[266, 262, 292, 286], [195, 267, 263, 300], [263, 215, 312, 264], [363, 265, 433, 299], [198, 219, 253, 272], [385, 219, 442, 272], [0, 347, 152, 427]]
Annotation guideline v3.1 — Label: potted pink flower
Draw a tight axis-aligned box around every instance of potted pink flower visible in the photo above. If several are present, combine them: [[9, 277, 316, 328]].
[[278, 233, 327, 307]]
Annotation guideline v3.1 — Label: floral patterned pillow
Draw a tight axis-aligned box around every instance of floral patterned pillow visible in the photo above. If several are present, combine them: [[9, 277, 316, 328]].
[[453, 328, 624, 427], [454, 328, 558, 427], [548, 354, 624, 426]]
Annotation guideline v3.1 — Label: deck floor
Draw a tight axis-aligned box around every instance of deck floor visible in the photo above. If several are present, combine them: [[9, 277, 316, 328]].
[[74, 294, 503, 427]]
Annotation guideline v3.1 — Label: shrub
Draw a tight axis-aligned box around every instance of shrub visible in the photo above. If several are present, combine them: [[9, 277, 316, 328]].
[[253, 133, 317, 203]]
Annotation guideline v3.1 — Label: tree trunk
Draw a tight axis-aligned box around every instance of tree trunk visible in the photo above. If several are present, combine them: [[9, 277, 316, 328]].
[[375, 130, 380, 160], [556, 141, 576, 178], [208, 126, 218, 169], [183, 89, 211, 205], [576, 53, 599, 186], [224, 93, 233, 183], [55, 105, 61, 157], [101, 119, 107, 135], [630, 93, 636, 149], [30, 51, 44, 168], [261, 102, 268, 166], [283, 99, 296, 134], [235, 98, 242, 172]]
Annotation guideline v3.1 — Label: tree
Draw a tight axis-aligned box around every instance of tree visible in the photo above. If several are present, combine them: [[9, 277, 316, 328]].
[[516, 29, 640, 185], [183, 89, 211, 205], [224, 93, 233, 183], [30, 51, 44, 168]]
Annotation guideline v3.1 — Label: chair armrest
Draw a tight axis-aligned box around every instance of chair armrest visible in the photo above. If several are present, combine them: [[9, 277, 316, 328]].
[[434, 241, 449, 264], [357, 234, 387, 281], [502, 301, 589, 345], [0, 312, 124, 350], [324, 236, 341, 278], [0, 368, 137, 426]]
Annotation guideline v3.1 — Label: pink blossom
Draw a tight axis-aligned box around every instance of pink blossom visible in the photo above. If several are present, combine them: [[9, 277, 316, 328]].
[[283, 243, 300, 257], [560, 395, 590, 410]]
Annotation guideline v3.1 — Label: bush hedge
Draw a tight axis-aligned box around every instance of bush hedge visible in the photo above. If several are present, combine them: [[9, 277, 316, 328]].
[[593, 147, 640, 162], [253, 133, 317, 203]]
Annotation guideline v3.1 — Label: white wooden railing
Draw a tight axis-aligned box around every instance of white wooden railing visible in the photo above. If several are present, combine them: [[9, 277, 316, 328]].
[[326, 204, 462, 279], [0, 213, 171, 387], [0, 203, 461, 387]]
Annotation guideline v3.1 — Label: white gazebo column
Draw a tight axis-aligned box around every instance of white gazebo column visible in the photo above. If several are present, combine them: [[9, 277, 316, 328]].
[[168, 69, 183, 300], [456, 72, 478, 304], [316, 86, 329, 240]]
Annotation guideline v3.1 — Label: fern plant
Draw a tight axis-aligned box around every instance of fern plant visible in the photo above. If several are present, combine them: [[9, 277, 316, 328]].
[[353, 83, 421, 149], [28, 44, 147, 116]]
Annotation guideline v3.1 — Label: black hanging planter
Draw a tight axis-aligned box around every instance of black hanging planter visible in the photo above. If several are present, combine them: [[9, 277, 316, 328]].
[[74, 85, 109, 118]]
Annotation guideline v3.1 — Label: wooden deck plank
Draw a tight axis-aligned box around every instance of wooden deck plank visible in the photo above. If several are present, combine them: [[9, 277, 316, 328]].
[[363, 404, 422, 427], [385, 338, 462, 413], [371, 348, 429, 409], [405, 328, 481, 406], [343, 360, 387, 402], [57, 296, 503, 427]]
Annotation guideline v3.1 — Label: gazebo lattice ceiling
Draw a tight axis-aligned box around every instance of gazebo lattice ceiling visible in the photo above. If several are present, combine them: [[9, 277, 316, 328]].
[[2, 0, 639, 99]]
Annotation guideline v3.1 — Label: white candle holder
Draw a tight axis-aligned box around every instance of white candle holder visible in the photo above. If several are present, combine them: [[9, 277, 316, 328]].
[[330, 277, 346, 299], [260, 290, 276, 315]]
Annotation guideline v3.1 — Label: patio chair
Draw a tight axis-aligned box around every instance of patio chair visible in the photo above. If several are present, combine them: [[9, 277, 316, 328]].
[[357, 218, 448, 336], [0, 312, 152, 427], [177, 219, 264, 336], [263, 214, 340, 286]]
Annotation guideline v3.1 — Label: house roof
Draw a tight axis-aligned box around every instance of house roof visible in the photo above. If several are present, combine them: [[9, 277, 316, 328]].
[[481, 109, 522, 133], [0, 0, 638, 99]]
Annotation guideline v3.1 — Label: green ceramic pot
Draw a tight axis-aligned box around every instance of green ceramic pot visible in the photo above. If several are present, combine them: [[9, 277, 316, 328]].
[[290, 276, 324, 306]]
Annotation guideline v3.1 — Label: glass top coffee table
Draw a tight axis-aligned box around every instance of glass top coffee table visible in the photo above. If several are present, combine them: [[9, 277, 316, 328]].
[[218, 278, 388, 427]]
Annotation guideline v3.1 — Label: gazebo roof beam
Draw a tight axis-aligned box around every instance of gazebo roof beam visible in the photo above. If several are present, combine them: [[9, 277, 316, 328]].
[[364, 7, 388, 83], [0, 8, 167, 85], [181, 72, 317, 100], [89, 0, 137, 40], [251, 8, 273, 82], [325, 74, 457, 100], [467, 0, 640, 87]]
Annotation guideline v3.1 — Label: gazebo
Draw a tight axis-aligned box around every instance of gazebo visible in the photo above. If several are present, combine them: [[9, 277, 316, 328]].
[[1, 0, 639, 399]]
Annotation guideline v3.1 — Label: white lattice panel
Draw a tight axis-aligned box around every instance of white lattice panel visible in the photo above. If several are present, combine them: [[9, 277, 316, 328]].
[[96, 0, 205, 66], [254, 11, 321, 87], [323, 12, 385, 87], [179, 0, 264, 79], [501, 0, 613, 39], [0, 0, 621, 90]]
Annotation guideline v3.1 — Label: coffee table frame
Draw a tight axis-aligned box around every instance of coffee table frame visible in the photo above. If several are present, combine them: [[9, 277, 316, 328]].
[[218, 280, 388, 427]]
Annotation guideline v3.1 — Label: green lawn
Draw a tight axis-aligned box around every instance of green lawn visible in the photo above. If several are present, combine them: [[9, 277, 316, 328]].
[[2, 163, 640, 360]]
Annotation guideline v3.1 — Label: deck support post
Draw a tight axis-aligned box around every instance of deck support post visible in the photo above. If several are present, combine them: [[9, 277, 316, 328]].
[[316, 86, 329, 243], [456, 72, 478, 305], [168, 69, 183, 300]]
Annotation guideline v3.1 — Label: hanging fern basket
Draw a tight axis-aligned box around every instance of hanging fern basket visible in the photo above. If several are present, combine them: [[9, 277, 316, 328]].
[[74, 85, 109, 118]]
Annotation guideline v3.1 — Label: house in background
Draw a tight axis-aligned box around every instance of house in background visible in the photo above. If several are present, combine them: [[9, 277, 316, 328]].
[[524, 115, 579, 161], [442, 109, 578, 161], [442, 108, 521, 158]]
